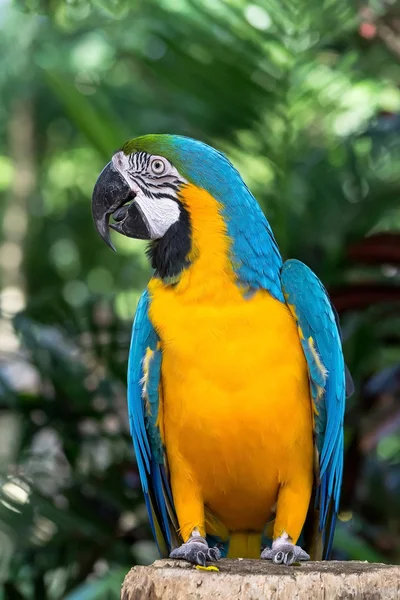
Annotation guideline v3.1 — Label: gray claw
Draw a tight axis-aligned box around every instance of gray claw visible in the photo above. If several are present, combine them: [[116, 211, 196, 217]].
[[261, 543, 309, 566], [208, 547, 221, 561], [197, 550, 207, 566], [170, 536, 221, 566]]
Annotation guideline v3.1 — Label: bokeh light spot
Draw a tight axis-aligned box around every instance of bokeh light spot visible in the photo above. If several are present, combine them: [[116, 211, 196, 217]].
[[0, 242, 22, 271], [50, 238, 81, 277], [2, 478, 30, 505], [71, 32, 115, 72], [144, 37, 166, 61], [63, 280, 89, 307], [245, 5, 271, 31], [0, 156, 14, 190], [0, 286, 25, 315], [115, 290, 141, 321]]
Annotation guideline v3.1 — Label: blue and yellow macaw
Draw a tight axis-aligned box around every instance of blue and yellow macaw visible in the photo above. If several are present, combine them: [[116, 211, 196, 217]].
[[92, 135, 353, 566]]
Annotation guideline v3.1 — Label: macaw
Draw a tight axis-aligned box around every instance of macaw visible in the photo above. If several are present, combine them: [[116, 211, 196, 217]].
[[91, 135, 353, 566]]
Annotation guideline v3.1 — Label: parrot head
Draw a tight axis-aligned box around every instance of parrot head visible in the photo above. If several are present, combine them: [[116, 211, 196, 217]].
[[92, 134, 283, 297], [91, 134, 245, 250], [92, 135, 191, 251]]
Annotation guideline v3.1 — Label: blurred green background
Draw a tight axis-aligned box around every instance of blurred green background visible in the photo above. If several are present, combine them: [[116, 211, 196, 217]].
[[0, 0, 400, 597]]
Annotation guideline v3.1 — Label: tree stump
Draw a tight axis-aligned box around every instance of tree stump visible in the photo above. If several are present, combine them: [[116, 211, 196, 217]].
[[121, 558, 400, 599]]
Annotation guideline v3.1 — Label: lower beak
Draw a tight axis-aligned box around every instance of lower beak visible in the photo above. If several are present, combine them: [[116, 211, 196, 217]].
[[92, 162, 152, 250]]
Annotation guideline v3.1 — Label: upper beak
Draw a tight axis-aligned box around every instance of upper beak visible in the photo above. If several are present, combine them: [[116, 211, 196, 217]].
[[91, 161, 133, 251]]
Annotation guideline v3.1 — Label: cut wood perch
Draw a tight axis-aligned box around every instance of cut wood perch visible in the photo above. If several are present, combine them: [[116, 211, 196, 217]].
[[121, 558, 400, 600]]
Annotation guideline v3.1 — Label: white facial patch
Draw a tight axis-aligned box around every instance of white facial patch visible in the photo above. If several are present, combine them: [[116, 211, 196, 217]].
[[112, 151, 134, 178], [112, 150, 186, 240], [135, 195, 180, 240]]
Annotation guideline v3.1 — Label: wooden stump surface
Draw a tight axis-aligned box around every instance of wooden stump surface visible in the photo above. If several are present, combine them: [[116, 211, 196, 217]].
[[121, 558, 400, 599]]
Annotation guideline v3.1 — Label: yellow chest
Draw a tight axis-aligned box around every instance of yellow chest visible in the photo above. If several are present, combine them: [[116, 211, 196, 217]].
[[148, 278, 312, 530], [149, 280, 307, 397]]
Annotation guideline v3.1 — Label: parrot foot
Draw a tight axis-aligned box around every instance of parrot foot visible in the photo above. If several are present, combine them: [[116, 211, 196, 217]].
[[261, 532, 310, 566], [169, 530, 221, 566]]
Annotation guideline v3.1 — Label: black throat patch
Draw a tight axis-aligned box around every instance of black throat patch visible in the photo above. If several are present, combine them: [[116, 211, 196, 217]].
[[146, 201, 192, 282]]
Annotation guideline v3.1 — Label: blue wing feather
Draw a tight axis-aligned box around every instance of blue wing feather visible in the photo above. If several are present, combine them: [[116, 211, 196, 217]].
[[127, 290, 178, 554], [281, 259, 346, 558]]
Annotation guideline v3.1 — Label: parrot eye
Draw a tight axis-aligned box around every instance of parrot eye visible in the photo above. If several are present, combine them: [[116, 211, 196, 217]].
[[150, 156, 168, 176]]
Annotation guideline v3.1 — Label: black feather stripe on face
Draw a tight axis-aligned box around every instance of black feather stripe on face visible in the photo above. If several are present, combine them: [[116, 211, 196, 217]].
[[146, 200, 192, 281]]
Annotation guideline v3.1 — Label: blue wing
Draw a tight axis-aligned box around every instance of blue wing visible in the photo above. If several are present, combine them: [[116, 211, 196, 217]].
[[127, 290, 178, 555], [281, 259, 347, 558]]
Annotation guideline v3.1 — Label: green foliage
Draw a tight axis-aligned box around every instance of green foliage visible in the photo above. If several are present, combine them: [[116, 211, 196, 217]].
[[0, 0, 400, 597]]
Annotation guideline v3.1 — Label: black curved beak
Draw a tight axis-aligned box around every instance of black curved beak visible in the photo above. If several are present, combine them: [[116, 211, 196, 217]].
[[92, 162, 131, 251], [92, 162, 151, 250]]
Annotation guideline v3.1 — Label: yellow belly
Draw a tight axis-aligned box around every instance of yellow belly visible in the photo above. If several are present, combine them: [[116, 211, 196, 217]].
[[148, 281, 313, 534]]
